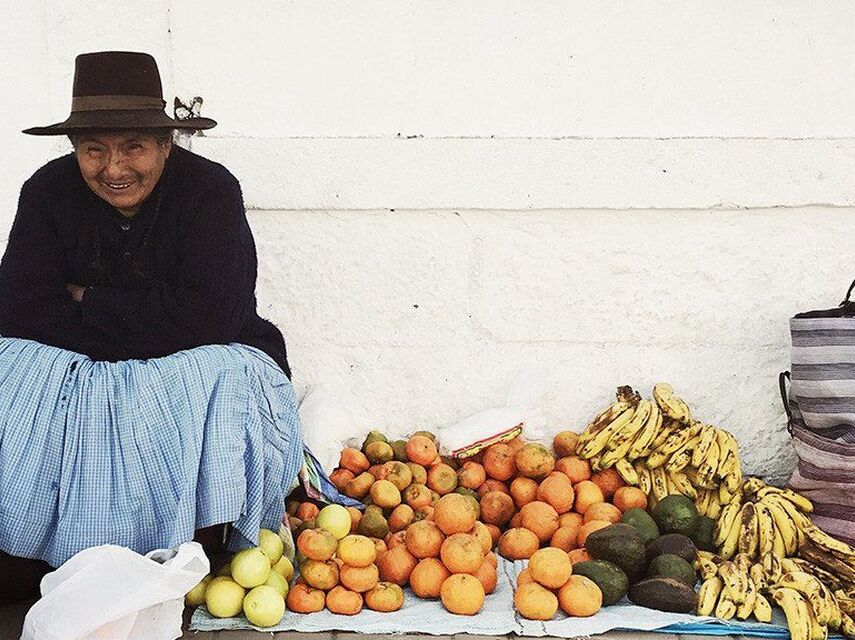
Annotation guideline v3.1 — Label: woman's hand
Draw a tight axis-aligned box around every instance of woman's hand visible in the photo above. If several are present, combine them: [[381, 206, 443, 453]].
[[66, 284, 86, 303]]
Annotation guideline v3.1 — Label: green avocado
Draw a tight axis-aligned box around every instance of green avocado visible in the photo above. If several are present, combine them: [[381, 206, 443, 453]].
[[620, 508, 661, 544], [689, 516, 716, 552], [572, 560, 630, 606], [628, 577, 697, 613], [584, 523, 647, 580], [646, 553, 697, 587], [645, 533, 698, 565], [391, 439, 409, 462], [652, 494, 699, 535]]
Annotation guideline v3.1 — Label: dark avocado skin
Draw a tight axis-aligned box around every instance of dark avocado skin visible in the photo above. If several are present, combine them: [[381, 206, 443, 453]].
[[629, 577, 698, 613]]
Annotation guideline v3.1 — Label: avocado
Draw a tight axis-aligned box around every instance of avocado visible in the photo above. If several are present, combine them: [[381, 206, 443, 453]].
[[584, 523, 647, 579], [391, 439, 409, 462], [362, 430, 389, 451], [690, 516, 716, 552], [620, 508, 660, 544], [628, 577, 697, 613], [646, 553, 697, 587], [572, 560, 630, 606], [646, 533, 698, 565], [652, 494, 699, 535], [358, 505, 389, 539]]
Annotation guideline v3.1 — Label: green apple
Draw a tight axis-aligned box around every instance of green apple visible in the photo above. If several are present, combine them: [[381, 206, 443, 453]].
[[263, 569, 289, 597], [315, 504, 351, 540], [231, 548, 271, 588], [258, 528, 284, 565], [243, 585, 286, 627], [204, 578, 245, 618]]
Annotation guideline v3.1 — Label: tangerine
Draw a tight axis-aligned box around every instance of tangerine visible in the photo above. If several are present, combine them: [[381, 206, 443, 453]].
[[406, 436, 438, 465], [376, 545, 418, 586], [482, 443, 516, 481], [514, 443, 555, 479], [434, 493, 477, 535], [440, 574, 485, 616], [480, 491, 516, 527], [528, 547, 572, 589], [440, 533, 483, 574], [612, 486, 648, 512], [554, 456, 591, 484], [364, 582, 404, 612], [286, 583, 325, 613], [552, 431, 580, 458], [339, 563, 379, 593], [498, 528, 539, 560], [558, 575, 602, 617], [590, 468, 625, 499], [326, 586, 363, 615], [519, 501, 560, 543], [514, 582, 558, 620], [536, 472, 575, 514], [573, 480, 604, 515], [409, 557, 450, 599], [510, 477, 539, 509]]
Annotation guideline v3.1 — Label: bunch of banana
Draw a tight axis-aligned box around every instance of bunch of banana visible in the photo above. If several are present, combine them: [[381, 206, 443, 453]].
[[768, 569, 846, 640], [713, 477, 815, 562], [696, 552, 773, 622], [575, 384, 744, 510], [799, 524, 855, 587]]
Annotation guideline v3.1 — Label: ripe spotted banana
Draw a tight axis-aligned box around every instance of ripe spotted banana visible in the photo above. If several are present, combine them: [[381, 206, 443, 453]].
[[615, 458, 639, 485], [697, 576, 724, 616], [715, 429, 739, 480], [756, 502, 776, 556], [764, 495, 810, 546], [757, 486, 814, 514], [736, 574, 758, 620], [715, 497, 744, 547], [653, 383, 692, 423], [606, 399, 652, 451], [773, 587, 812, 640], [807, 605, 829, 640], [651, 465, 669, 502], [776, 571, 833, 626], [634, 461, 652, 495], [706, 489, 722, 520], [802, 524, 855, 560], [742, 476, 767, 497], [578, 406, 637, 459], [696, 488, 712, 517], [650, 418, 680, 452], [696, 551, 722, 580], [719, 482, 738, 507], [750, 562, 768, 592], [766, 499, 800, 556], [754, 592, 773, 623], [691, 423, 717, 468], [762, 551, 784, 584], [667, 470, 697, 499], [737, 502, 759, 559], [718, 560, 748, 604], [695, 437, 720, 488], [627, 401, 662, 460], [577, 398, 634, 448], [715, 591, 738, 620]]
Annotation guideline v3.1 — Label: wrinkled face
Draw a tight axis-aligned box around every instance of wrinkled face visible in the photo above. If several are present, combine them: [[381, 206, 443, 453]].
[[73, 131, 171, 217]]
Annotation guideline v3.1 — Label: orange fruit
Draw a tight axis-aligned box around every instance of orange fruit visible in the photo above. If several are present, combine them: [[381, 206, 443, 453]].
[[385, 530, 407, 549], [573, 480, 605, 515], [388, 504, 415, 532], [372, 538, 388, 555], [297, 528, 338, 561], [484, 524, 502, 548], [553, 431, 580, 458], [364, 581, 404, 612], [427, 464, 458, 495], [536, 472, 575, 514], [414, 505, 435, 522], [410, 557, 450, 599], [345, 472, 375, 499], [509, 512, 523, 529], [482, 443, 516, 481], [517, 568, 534, 586], [590, 468, 625, 499], [440, 574, 485, 616], [510, 477, 539, 509], [330, 468, 355, 491], [286, 583, 325, 613], [407, 462, 428, 485], [477, 479, 510, 498], [568, 548, 593, 565], [434, 493, 477, 535], [480, 491, 516, 527], [347, 507, 362, 533], [514, 443, 555, 479], [296, 502, 320, 521], [406, 436, 438, 466], [483, 550, 498, 568], [473, 559, 498, 594], [457, 461, 487, 490], [370, 479, 402, 508], [326, 586, 363, 615], [519, 501, 560, 543], [514, 582, 558, 620], [550, 526, 579, 552], [583, 502, 622, 524], [403, 483, 432, 509], [405, 520, 445, 559], [376, 545, 418, 586], [378, 461, 413, 490], [340, 448, 371, 474], [528, 547, 572, 589], [337, 534, 377, 568], [559, 512, 584, 530], [613, 486, 648, 512], [558, 575, 602, 617], [506, 437, 525, 455], [339, 563, 379, 593], [469, 521, 493, 554], [498, 528, 540, 560], [368, 464, 384, 479], [301, 559, 340, 590], [577, 520, 611, 547], [554, 456, 591, 484], [440, 533, 483, 574], [364, 441, 395, 465]]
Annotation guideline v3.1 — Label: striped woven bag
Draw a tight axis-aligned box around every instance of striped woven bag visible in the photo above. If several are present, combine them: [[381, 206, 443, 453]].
[[781, 279, 855, 544]]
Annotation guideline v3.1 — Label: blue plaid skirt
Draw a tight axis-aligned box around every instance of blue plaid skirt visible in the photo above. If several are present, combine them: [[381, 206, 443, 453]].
[[0, 338, 304, 567]]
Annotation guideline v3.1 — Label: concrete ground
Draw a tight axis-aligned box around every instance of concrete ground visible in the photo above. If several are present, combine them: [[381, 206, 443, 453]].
[[0, 601, 737, 640]]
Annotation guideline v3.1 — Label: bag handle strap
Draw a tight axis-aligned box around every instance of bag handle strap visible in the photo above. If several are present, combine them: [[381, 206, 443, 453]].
[[844, 279, 855, 305], [779, 371, 793, 435]]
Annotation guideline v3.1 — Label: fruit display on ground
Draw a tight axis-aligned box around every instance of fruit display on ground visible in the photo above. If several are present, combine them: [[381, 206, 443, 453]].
[[184, 385, 855, 637]]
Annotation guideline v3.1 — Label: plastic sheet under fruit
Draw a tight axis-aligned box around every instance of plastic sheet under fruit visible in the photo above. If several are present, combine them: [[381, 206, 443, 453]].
[[191, 558, 846, 638]]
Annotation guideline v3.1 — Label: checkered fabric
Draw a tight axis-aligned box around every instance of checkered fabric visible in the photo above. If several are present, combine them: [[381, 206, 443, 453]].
[[0, 337, 304, 567]]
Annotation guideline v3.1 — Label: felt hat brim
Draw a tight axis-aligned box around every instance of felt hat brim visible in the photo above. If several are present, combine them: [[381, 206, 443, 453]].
[[23, 109, 217, 136]]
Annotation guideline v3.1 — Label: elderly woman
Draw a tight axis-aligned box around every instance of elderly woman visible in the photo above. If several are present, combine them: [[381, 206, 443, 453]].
[[0, 52, 302, 602]]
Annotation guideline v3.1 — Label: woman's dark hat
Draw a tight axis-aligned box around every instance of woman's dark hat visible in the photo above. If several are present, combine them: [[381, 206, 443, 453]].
[[23, 51, 217, 135]]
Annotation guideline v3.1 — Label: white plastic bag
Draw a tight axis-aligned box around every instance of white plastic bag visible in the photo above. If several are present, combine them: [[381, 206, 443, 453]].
[[299, 382, 374, 473], [21, 542, 209, 640]]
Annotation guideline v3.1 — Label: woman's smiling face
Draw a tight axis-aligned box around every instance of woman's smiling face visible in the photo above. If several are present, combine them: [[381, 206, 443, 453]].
[[73, 131, 171, 217]]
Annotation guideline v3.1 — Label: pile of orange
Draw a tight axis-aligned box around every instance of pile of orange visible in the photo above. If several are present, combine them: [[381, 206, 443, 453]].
[[515, 548, 603, 620], [289, 529, 404, 614]]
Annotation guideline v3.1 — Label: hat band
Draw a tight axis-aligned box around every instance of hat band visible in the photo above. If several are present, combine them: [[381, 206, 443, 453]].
[[71, 95, 166, 112]]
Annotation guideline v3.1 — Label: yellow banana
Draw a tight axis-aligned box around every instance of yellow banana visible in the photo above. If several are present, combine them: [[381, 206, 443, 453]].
[[807, 604, 829, 640], [762, 551, 784, 584], [706, 488, 722, 520], [697, 552, 722, 580], [754, 592, 773, 623], [667, 470, 697, 499], [654, 423, 702, 459], [841, 613, 855, 638], [756, 502, 776, 556], [772, 519, 788, 557], [738, 502, 759, 559], [715, 429, 739, 480], [742, 476, 767, 497], [696, 488, 711, 517], [691, 424, 718, 469], [634, 461, 652, 495], [577, 398, 634, 447], [653, 382, 693, 423], [777, 571, 833, 626], [715, 591, 738, 620], [750, 562, 768, 592], [615, 458, 639, 485], [817, 581, 842, 630], [719, 560, 748, 603], [724, 468, 742, 494], [650, 418, 679, 451], [764, 495, 811, 546], [757, 486, 814, 514], [802, 524, 855, 560], [695, 437, 720, 488], [716, 496, 744, 547], [766, 499, 800, 556], [651, 465, 669, 502], [578, 406, 637, 459], [606, 399, 652, 451], [773, 587, 812, 640], [664, 445, 695, 474], [719, 482, 737, 507], [627, 402, 662, 460], [697, 576, 724, 616], [736, 574, 758, 620]]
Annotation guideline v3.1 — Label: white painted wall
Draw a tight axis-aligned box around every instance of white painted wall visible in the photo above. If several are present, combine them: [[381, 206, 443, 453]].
[[3, 1, 855, 482]]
